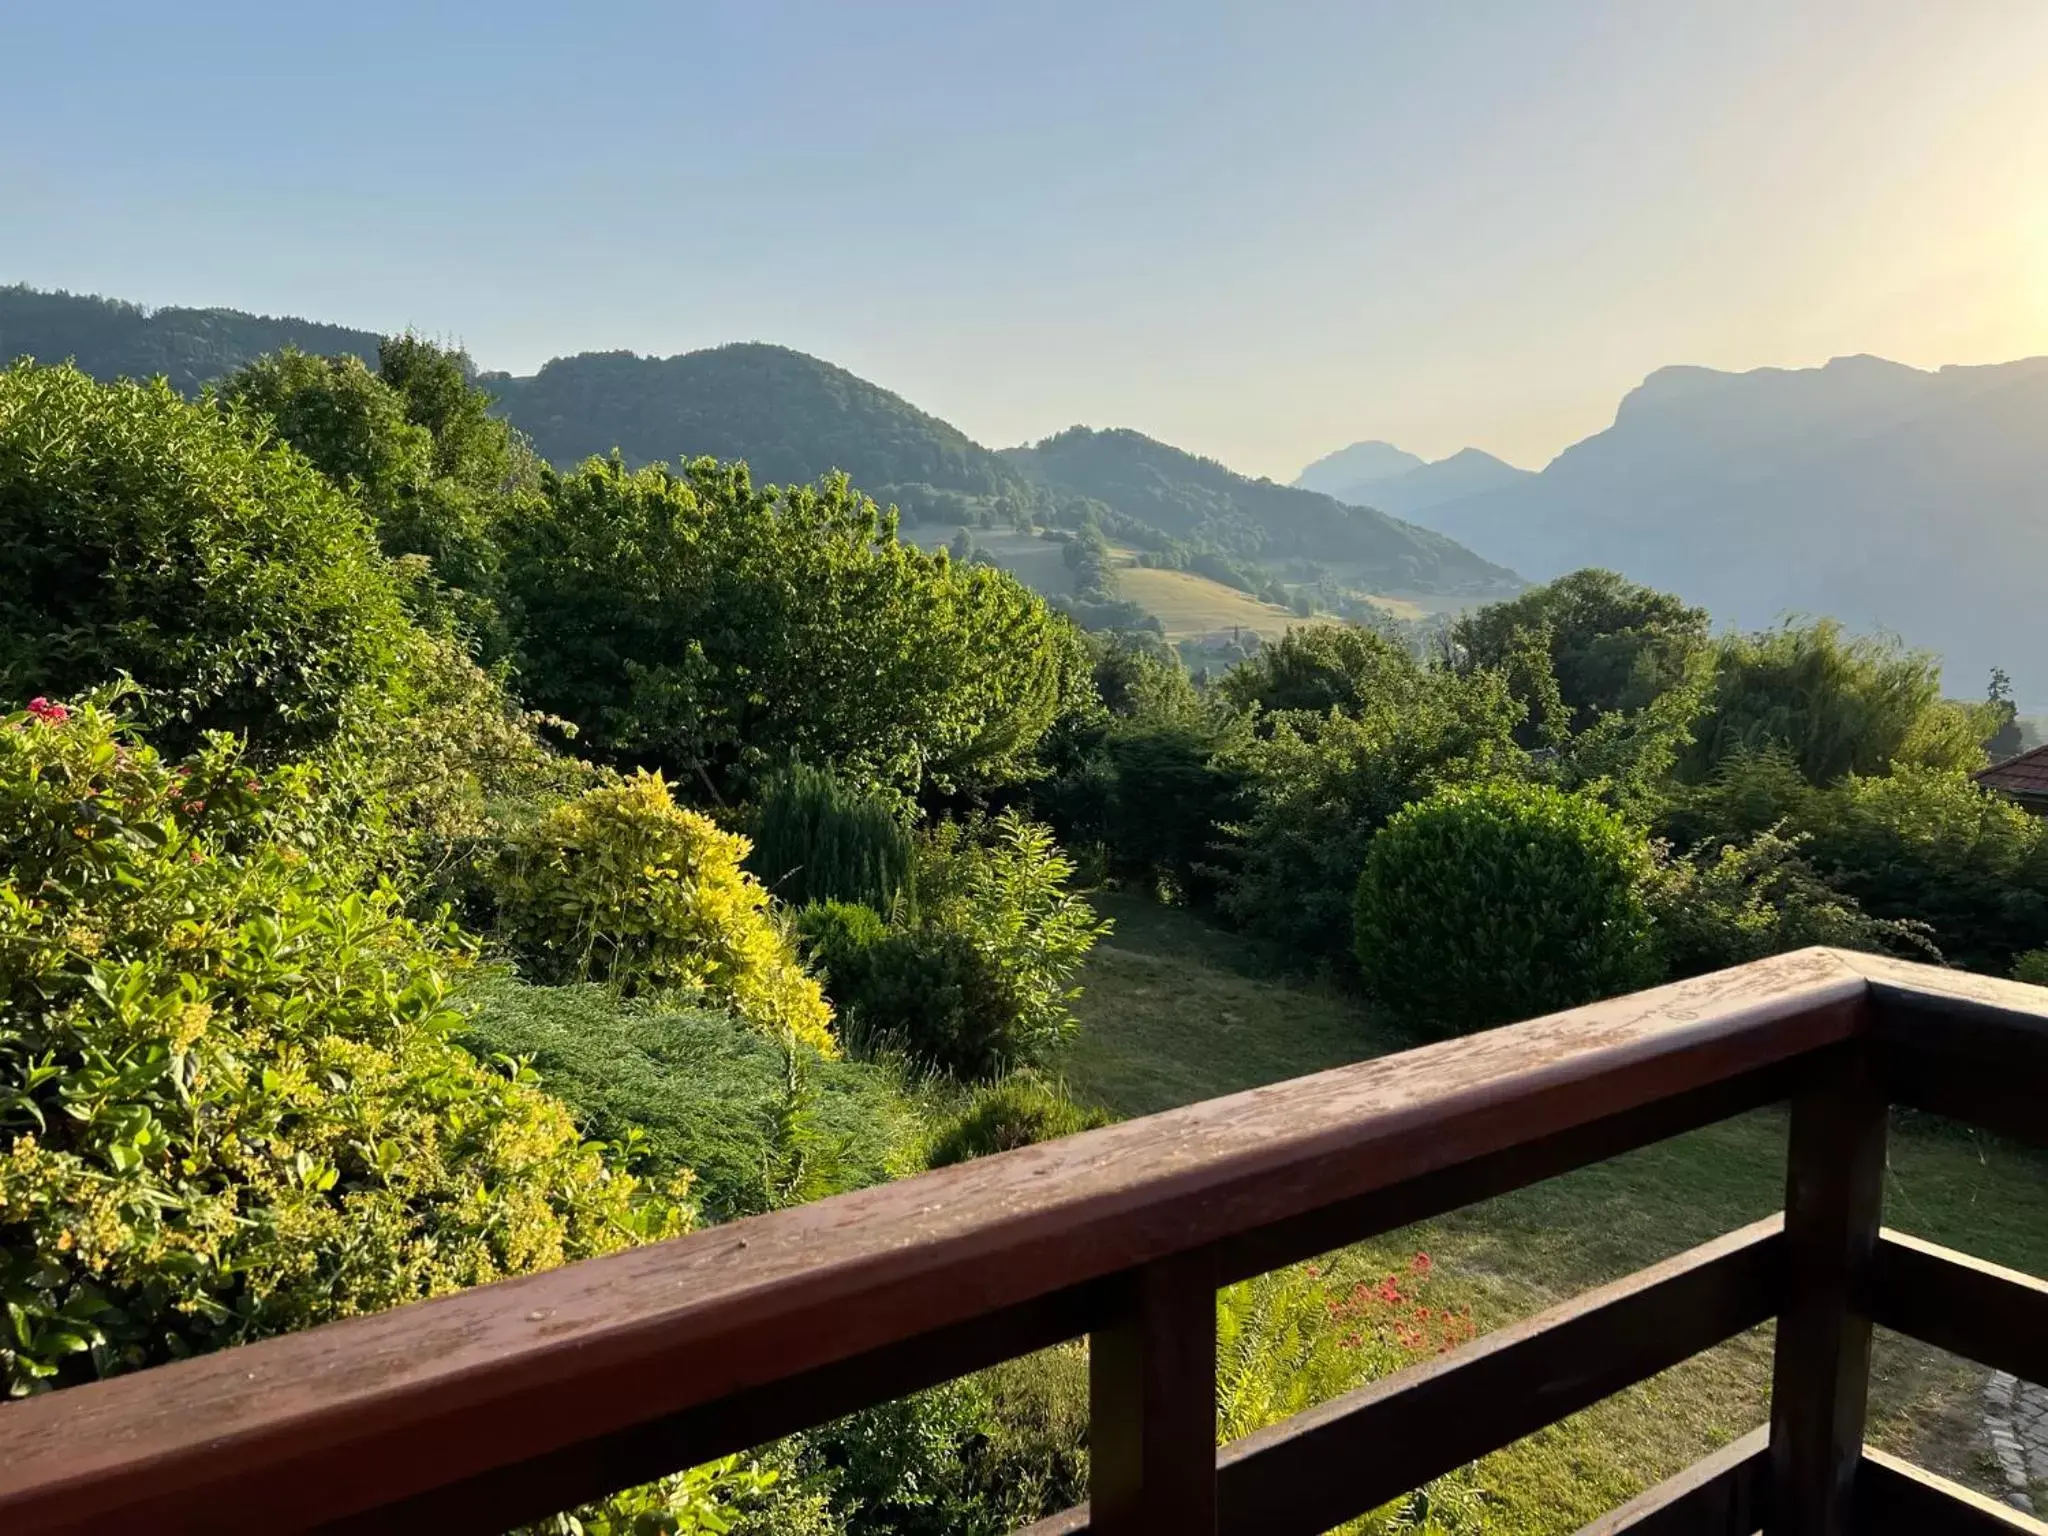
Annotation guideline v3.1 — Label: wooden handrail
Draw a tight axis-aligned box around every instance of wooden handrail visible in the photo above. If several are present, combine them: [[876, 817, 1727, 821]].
[[0, 947, 2042, 1535]]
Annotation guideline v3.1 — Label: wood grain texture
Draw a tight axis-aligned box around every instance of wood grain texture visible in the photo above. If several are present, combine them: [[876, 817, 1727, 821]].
[[0, 948, 1869, 1534], [1769, 1042, 1888, 1535], [1570, 1425, 1770, 1535], [1850, 952, 2048, 1151], [1855, 1448, 2048, 1534], [1867, 1230, 2048, 1389], [1213, 1217, 1785, 1536]]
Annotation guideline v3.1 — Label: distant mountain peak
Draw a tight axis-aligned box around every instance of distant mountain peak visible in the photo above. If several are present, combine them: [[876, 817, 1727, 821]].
[[1293, 439, 1426, 498]]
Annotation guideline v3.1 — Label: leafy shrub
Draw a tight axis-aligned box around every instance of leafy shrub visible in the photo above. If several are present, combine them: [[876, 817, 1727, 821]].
[[502, 456, 1091, 797], [1796, 766, 2048, 975], [923, 1079, 1110, 1168], [793, 820, 1106, 1080], [819, 928, 1020, 1080], [747, 765, 913, 915], [2013, 949, 2048, 986], [538, 1445, 843, 1536], [799, 1348, 1091, 1536], [0, 362, 424, 757], [1221, 668, 1525, 965], [1667, 750, 2048, 975], [496, 771, 835, 1054], [1647, 827, 1936, 980], [0, 702, 688, 1397], [217, 341, 535, 655], [1353, 782, 1656, 1035], [1033, 636, 1246, 900]]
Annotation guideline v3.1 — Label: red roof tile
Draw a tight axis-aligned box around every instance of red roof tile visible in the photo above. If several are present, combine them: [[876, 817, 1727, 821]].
[[1976, 742, 2048, 798]]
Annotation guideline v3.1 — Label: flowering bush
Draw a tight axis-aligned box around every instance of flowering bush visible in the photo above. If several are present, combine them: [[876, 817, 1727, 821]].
[[496, 772, 836, 1054], [0, 701, 691, 1397]]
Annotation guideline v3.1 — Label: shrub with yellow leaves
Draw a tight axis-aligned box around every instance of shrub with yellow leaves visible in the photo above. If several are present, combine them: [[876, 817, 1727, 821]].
[[0, 699, 692, 1398], [497, 771, 836, 1055]]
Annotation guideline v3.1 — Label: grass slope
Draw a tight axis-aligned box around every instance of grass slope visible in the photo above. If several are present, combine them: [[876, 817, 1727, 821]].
[[1111, 565, 1303, 643], [1059, 893, 2048, 1526]]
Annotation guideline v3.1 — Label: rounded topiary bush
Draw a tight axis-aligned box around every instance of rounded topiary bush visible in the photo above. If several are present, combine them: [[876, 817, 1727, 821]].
[[0, 362, 423, 756], [0, 701, 689, 1396], [1352, 780, 1655, 1036], [497, 770, 837, 1054], [924, 1079, 1111, 1168]]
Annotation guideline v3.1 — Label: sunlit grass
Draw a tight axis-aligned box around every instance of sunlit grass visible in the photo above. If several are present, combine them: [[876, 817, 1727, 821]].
[[1058, 891, 2048, 1527]]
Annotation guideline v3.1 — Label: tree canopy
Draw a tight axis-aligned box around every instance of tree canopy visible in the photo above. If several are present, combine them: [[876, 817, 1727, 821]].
[[503, 455, 1089, 798], [0, 362, 424, 757]]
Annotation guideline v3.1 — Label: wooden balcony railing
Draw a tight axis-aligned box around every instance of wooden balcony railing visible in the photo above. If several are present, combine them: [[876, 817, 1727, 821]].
[[1, 947, 2045, 1535]]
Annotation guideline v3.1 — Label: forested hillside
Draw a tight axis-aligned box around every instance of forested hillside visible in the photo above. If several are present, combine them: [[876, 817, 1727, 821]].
[[485, 343, 1045, 526], [1007, 426, 1521, 595], [0, 285, 382, 394]]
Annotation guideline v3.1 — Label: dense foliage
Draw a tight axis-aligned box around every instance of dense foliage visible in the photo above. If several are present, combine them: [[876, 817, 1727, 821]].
[[922, 1079, 1110, 1168], [1218, 661, 1525, 965], [495, 773, 837, 1054], [0, 703, 687, 1396], [0, 285, 381, 396], [504, 456, 1087, 797], [1450, 568, 1710, 734], [746, 765, 914, 915], [1686, 619, 1992, 783], [799, 817, 1106, 1080], [486, 343, 1042, 526], [218, 337, 540, 653], [1353, 781, 1657, 1034], [0, 363, 424, 757], [6, 301, 2039, 1533]]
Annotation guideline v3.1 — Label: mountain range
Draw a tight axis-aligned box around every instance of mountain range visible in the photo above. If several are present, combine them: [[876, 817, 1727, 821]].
[[1293, 440, 1534, 515], [0, 284, 1516, 602], [1307, 354, 2048, 706]]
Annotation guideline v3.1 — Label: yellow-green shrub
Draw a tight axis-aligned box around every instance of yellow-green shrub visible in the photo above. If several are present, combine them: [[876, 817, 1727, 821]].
[[0, 700, 690, 1397], [497, 772, 836, 1054]]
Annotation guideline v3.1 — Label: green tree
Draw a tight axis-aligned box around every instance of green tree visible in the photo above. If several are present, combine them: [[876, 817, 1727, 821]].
[[217, 338, 540, 654], [1353, 781, 1656, 1035], [1986, 667, 2024, 761], [503, 456, 1090, 799], [1219, 667, 1525, 964], [1451, 569, 1711, 734], [0, 362, 423, 758], [747, 764, 915, 914], [1218, 625, 1420, 717], [1686, 619, 1995, 784]]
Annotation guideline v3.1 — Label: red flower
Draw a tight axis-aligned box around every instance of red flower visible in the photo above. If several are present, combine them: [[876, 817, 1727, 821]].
[[1410, 1252, 1433, 1275], [25, 697, 69, 724]]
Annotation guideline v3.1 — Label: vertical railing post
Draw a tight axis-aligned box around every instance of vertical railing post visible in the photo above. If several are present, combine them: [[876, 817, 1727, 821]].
[[1089, 1251, 1217, 1535], [1769, 1041, 1887, 1533]]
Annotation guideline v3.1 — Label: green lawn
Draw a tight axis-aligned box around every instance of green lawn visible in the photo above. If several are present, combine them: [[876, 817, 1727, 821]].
[[1056, 891, 2048, 1527]]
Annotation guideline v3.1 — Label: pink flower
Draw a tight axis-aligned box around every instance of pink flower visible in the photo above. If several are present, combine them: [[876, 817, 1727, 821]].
[[25, 697, 69, 724]]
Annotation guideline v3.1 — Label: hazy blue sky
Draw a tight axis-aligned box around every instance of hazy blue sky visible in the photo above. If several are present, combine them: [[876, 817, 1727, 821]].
[[6, 2, 2045, 476]]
